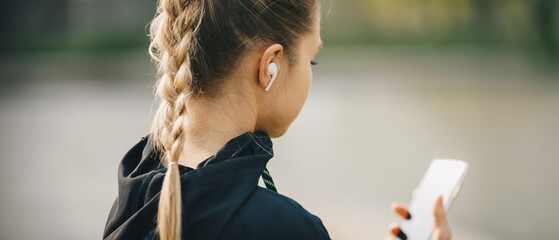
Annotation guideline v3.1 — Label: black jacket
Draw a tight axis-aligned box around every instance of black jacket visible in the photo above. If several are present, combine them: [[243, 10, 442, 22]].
[[103, 131, 331, 240]]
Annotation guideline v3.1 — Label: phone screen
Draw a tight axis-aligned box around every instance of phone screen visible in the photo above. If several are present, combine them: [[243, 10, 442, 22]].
[[399, 159, 469, 240]]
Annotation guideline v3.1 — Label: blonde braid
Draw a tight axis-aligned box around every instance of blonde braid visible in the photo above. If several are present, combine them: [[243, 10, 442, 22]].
[[147, 0, 202, 239]]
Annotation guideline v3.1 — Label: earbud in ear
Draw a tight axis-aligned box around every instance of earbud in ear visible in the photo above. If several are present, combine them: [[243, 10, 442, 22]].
[[265, 62, 278, 92]]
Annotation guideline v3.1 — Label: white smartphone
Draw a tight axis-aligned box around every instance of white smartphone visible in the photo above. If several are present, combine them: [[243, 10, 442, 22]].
[[399, 159, 469, 240]]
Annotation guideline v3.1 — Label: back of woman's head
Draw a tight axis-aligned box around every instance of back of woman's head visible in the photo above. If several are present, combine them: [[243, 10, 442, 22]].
[[147, 0, 318, 239]]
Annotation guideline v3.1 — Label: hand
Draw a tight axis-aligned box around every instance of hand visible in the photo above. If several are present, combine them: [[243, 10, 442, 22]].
[[386, 195, 452, 240]]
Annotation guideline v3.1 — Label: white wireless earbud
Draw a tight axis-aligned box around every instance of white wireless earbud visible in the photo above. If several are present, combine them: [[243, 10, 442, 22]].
[[265, 62, 278, 92]]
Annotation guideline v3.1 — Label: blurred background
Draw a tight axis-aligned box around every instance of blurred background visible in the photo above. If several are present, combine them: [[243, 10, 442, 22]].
[[1, 0, 558, 239]]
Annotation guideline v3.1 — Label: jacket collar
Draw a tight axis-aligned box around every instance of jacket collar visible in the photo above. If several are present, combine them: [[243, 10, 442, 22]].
[[139, 131, 273, 172]]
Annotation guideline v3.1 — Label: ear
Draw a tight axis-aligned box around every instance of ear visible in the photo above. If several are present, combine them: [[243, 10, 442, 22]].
[[258, 44, 284, 90]]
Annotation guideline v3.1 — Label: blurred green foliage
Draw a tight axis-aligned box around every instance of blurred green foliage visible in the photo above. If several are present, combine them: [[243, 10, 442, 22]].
[[321, 0, 558, 60], [2, 0, 558, 61]]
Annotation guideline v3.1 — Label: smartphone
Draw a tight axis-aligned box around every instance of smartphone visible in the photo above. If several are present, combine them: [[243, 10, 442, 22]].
[[399, 159, 469, 240]]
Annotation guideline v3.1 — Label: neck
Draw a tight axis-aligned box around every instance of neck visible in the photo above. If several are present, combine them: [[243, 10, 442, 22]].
[[177, 91, 258, 169]]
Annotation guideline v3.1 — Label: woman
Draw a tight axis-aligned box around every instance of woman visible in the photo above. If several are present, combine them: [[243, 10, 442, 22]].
[[103, 0, 451, 239]]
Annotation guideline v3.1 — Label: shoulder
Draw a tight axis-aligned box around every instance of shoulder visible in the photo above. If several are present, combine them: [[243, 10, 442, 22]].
[[236, 187, 330, 240]]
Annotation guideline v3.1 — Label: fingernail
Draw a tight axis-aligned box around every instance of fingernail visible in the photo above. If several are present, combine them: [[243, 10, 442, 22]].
[[397, 229, 407, 240], [406, 212, 411, 220]]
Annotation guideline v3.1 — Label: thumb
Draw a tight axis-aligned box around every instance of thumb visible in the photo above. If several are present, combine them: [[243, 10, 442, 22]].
[[431, 195, 452, 240], [433, 195, 448, 228]]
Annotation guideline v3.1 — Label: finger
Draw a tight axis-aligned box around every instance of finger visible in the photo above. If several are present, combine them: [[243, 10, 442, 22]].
[[431, 228, 452, 240], [388, 222, 407, 240], [390, 202, 411, 220], [433, 195, 448, 228], [431, 195, 452, 240]]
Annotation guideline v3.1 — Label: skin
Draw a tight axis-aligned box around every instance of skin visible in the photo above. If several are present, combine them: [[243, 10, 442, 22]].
[[176, 7, 451, 240], [176, 10, 321, 169]]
